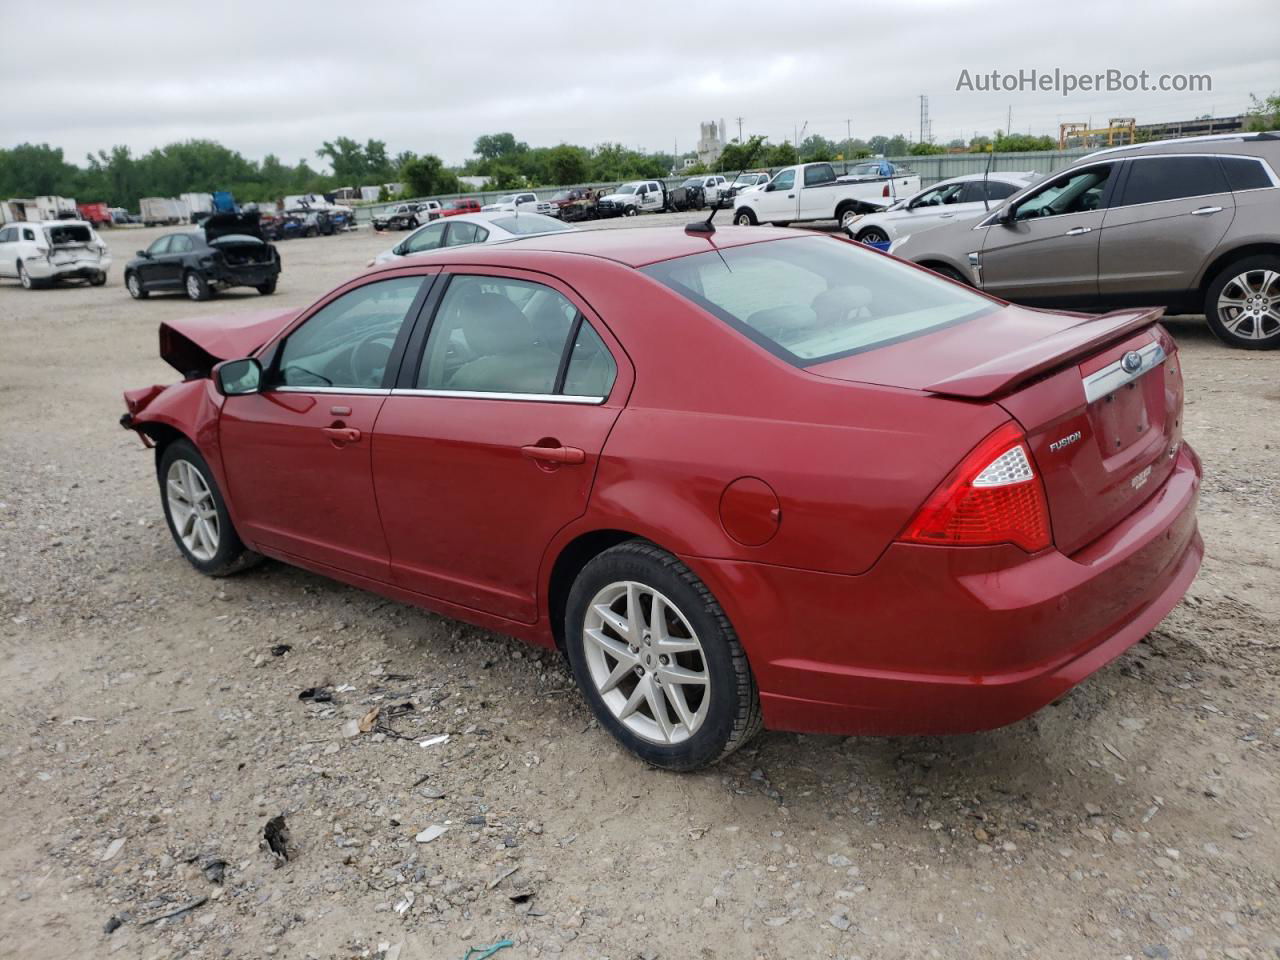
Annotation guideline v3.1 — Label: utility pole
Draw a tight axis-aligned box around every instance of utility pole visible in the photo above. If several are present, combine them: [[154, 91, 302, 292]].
[[845, 118, 852, 156], [1006, 104, 1012, 136], [919, 95, 930, 145], [736, 116, 744, 143]]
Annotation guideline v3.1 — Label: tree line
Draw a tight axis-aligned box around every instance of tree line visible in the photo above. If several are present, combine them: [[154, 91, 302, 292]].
[[6, 92, 1274, 209]]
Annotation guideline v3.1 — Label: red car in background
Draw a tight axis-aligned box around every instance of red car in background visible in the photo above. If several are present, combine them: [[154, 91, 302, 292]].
[[77, 202, 113, 227], [438, 197, 481, 218], [121, 227, 1202, 770]]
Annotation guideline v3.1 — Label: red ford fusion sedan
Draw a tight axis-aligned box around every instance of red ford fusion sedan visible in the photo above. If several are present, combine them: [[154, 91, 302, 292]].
[[121, 226, 1202, 770]]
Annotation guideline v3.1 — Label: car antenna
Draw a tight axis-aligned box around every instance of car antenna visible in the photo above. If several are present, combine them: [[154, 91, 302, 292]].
[[687, 141, 761, 236], [982, 143, 995, 212]]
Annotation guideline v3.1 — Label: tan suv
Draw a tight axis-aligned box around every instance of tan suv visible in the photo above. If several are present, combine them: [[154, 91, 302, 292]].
[[889, 132, 1280, 349]]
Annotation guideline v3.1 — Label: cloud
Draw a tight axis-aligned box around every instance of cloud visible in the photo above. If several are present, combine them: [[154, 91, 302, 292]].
[[2, 0, 1272, 168]]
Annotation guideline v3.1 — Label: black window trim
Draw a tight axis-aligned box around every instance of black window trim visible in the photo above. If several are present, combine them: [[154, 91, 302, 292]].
[[1218, 154, 1279, 193], [392, 268, 617, 404]]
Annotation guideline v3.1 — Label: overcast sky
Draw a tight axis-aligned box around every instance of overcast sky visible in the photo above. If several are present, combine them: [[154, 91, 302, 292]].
[[5, 0, 1276, 170]]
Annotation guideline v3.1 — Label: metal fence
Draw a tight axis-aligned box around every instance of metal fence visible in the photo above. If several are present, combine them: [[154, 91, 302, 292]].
[[354, 148, 1096, 223]]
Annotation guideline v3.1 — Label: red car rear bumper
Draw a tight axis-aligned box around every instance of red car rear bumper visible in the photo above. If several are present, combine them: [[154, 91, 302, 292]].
[[686, 444, 1202, 737]]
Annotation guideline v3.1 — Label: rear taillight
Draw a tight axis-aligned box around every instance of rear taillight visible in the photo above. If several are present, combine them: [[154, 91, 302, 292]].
[[882, 184, 890, 197], [899, 422, 1051, 552]]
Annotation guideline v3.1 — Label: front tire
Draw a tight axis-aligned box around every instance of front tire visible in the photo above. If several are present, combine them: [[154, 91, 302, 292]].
[[126, 272, 148, 299], [565, 540, 762, 771], [184, 270, 212, 301], [855, 226, 890, 245], [90, 271, 107, 286], [624, 206, 638, 217], [158, 440, 259, 577], [1204, 255, 1280, 349], [733, 209, 757, 226], [256, 278, 278, 295]]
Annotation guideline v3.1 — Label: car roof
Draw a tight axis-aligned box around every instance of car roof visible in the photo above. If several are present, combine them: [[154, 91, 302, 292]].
[[1082, 131, 1279, 161], [372, 224, 798, 273]]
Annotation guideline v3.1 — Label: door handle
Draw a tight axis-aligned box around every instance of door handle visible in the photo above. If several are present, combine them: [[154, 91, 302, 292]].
[[322, 426, 361, 444], [940, 213, 954, 218], [520, 444, 585, 465], [1190, 206, 1223, 215], [1064, 226, 1093, 236], [787, 194, 795, 199]]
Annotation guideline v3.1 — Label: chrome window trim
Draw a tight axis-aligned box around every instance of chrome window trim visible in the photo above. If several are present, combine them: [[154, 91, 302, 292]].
[[272, 386, 391, 395], [390, 388, 606, 405], [1081, 340, 1166, 404]]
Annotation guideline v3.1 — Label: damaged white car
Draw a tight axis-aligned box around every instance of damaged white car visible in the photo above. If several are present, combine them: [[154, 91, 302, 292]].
[[0, 220, 111, 288]]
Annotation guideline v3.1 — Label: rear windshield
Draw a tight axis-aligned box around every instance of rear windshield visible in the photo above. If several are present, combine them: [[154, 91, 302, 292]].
[[490, 214, 573, 235], [642, 235, 996, 365], [47, 224, 92, 245]]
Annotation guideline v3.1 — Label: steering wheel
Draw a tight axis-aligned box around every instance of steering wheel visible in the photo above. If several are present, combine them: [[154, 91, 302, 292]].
[[348, 337, 394, 387]]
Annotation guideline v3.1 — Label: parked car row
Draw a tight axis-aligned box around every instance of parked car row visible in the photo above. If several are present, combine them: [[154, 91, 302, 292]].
[[373, 198, 482, 231], [366, 211, 576, 267]]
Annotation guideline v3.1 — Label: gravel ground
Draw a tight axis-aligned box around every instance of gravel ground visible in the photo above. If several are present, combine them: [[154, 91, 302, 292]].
[[0, 217, 1277, 960]]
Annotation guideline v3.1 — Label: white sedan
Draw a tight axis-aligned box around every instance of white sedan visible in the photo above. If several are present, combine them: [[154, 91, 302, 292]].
[[367, 211, 575, 267], [844, 171, 1041, 245]]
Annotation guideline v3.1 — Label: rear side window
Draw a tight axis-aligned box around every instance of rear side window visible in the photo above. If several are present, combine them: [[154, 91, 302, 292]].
[[643, 235, 996, 365], [562, 322, 617, 398], [169, 235, 193, 253], [415, 275, 615, 399], [0, 227, 14, 243], [1118, 156, 1228, 206], [804, 165, 836, 186], [962, 180, 1019, 203], [1221, 156, 1274, 191], [444, 222, 488, 246]]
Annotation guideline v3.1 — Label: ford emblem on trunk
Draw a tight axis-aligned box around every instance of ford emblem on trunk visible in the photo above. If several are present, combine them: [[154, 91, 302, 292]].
[[1121, 351, 1144, 374]]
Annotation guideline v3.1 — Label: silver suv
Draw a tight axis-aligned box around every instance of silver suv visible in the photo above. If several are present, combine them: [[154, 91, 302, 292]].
[[889, 132, 1280, 349]]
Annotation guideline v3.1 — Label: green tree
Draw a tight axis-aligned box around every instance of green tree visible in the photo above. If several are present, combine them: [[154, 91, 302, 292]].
[[546, 144, 590, 185], [799, 134, 837, 161], [762, 142, 798, 166], [992, 132, 1057, 152], [908, 142, 947, 155], [317, 137, 371, 182], [1245, 92, 1280, 132], [400, 154, 459, 197], [719, 135, 767, 171]]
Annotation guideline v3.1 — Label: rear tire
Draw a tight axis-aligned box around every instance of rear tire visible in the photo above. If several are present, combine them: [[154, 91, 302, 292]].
[[18, 262, 33, 289], [158, 440, 260, 577], [1204, 255, 1280, 349], [184, 270, 212, 301], [565, 540, 762, 771], [126, 272, 148, 299], [256, 278, 277, 295], [733, 209, 757, 226]]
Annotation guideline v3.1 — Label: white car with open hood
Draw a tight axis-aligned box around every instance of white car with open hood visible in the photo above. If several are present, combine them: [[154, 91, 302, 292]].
[[0, 220, 111, 288], [481, 192, 554, 215]]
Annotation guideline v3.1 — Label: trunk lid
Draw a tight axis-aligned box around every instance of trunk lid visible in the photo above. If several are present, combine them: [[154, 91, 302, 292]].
[[811, 304, 1182, 555], [202, 211, 264, 243]]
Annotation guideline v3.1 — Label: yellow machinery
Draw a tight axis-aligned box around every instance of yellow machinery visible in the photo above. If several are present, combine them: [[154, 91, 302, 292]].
[[1058, 118, 1137, 149]]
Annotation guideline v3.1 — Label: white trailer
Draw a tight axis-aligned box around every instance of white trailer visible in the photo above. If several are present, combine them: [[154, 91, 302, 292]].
[[0, 199, 42, 224], [139, 197, 190, 227], [180, 193, 214, 221], [36, 196, 77, 220]]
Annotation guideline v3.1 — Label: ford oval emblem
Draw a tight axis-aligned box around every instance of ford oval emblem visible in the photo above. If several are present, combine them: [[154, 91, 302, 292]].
[[1121, 351, 1144, 374]]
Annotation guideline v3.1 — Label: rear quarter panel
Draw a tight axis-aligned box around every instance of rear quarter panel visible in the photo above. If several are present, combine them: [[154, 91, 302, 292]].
[[555, 264, 1010, 575]]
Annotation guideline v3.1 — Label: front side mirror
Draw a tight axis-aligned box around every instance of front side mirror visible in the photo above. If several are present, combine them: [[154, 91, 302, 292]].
[[214, 358, 262, 396], [137, 250, 150, 258], [998, 206, 1017, 225]]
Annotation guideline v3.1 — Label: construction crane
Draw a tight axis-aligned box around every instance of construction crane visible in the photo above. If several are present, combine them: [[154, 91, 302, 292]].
[[1059, 117, 1137, 149]]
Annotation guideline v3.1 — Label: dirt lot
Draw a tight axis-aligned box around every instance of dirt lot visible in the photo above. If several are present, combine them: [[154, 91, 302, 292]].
[[0, 218, 1277, 960]]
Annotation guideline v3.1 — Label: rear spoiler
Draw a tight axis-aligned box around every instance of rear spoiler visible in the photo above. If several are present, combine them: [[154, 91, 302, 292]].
[[924, 307, 1165, 399]]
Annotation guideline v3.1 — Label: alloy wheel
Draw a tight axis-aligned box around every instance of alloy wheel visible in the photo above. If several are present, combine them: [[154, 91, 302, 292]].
[[858, 227, 889, 244], [166, 459, 220, 562], [582, 581, 710, 745], [19, 263, 31, 289], [841, 210, 861, 230], [186, 273, 201, 299], [127, 274, 142, 298], [1217, 268, 1280, 342]]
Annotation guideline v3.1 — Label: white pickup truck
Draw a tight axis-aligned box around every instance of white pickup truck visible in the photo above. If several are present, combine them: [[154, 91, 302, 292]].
[[731, 162, 920, 230], [481, 191, 554, 215]]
